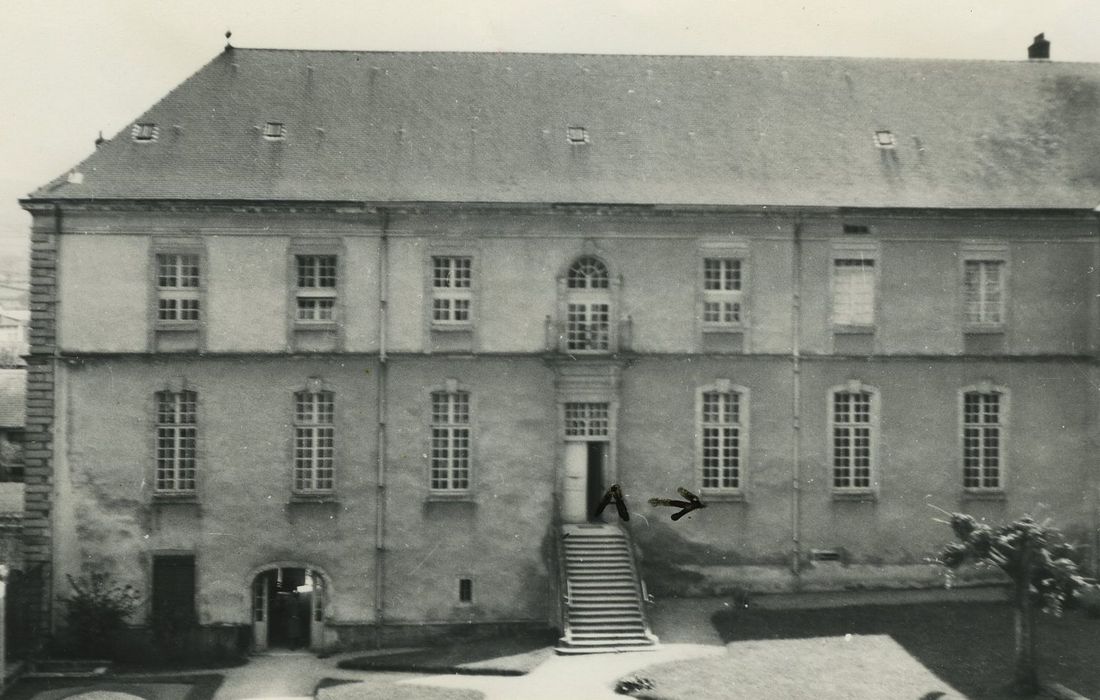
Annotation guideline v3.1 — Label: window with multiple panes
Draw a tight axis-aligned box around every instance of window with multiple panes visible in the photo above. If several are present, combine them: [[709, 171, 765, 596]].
[[294, 391, 335, 492], [295, 255, 338, 322], [430, 391, 470, 491], [831, 389, 874, 490], [431, 256, 472, 325], [156, 254, 201, 323], [700, 390, 742, 491], [833, 258, 875, 326], [156, 390, 197, 492], [702, 258, 743, 327], [565, 257, 612, 352], [963, 391, 1003, 489], [564, 402, 609, 438], [964, 260, 1005, 326]]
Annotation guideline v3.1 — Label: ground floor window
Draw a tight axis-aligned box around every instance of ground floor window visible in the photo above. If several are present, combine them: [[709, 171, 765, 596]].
[[151, 554, 196, 628]]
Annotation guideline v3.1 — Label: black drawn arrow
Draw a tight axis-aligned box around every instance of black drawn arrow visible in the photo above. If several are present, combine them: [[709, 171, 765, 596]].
[[594, 483, 630, 521], [648, 487, 706, 521]]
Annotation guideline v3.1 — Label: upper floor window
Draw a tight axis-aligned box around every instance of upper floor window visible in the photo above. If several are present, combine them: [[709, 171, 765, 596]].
[[833, 258, 875, 327], [564, 256, 612, 352], [432, 256, 472, 326], [830, 386, 877, 491], [962, 390, 1004, 490], [295, 255, 338, 323], [156, 254, 201, 324], [155, 390, 197, 493], [964, 260, 1005, 327], [698, 386, 745, 492], [702, 258, 743, 328], [430, 391, 471, 491], [294, 390, 335, 492]]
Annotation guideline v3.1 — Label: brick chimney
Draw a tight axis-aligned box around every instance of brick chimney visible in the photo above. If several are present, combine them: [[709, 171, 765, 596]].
[[1028, 33, 1050, 60]]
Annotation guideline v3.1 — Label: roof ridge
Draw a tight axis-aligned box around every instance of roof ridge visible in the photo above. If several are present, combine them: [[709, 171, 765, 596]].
[[224, 46, 1100, 65]]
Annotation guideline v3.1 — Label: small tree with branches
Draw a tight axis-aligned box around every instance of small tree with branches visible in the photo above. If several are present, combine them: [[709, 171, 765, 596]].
[[934, 510, 1097, 694]]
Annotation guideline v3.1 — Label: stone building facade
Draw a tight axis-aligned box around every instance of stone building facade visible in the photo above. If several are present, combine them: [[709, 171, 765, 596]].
[[18, 47, 1100, 652]]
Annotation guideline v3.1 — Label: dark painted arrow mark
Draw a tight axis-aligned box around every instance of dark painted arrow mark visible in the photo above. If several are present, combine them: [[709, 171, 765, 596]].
[[594, 483, 630, 521], [649, 487, 706, 521]]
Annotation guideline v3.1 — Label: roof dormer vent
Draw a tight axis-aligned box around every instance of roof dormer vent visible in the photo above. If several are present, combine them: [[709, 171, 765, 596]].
[[874, 130, 895, 149], [567, 126, 589, 145], [263, 122, 286, 140], [132, 123, 158, 142]]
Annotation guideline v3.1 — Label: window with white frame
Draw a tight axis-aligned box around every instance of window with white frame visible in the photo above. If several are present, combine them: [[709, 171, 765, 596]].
[[294, 390, 335, 492], [565, 256, 612, 352], [431, 256, 472, 326], [156, 253, 201, 324], [964, 260, 1005, 326], [831, 388, 875, 490], [962, 390, 1004, 490], [295, 255, 338, 323], [155, 390, 197, 492], [833, 258, 875, 326], [702, 258, 743, 328], [430, 391, 470, 491], [564, 402, 610, 438], [699, 389, 743, 491]]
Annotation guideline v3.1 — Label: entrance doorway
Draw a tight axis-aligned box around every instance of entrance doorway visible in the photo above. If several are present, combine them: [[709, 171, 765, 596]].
[[251, 567, 325, 652], [563, 441, 608, 523]]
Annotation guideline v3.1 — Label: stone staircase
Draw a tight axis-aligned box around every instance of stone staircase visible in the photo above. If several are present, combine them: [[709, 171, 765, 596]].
[[557, 523, 659, 654]]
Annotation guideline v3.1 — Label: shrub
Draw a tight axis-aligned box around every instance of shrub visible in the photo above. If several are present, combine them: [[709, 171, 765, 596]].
[[60, 571, 140, 658]]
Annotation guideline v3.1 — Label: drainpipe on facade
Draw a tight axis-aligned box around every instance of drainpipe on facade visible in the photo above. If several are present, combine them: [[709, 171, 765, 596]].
[[790, 219, 804, 586], [374, 208, 391, 647]]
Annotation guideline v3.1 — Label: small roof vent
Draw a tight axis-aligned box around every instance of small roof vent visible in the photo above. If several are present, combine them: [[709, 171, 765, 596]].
[[263, 122, 286, 140], [874, 130, 895, 149], [1028, 33, 1050, 60], [567, 126, 589, 145], [843, 224, 871, 235], [132, 123, 158, 142]]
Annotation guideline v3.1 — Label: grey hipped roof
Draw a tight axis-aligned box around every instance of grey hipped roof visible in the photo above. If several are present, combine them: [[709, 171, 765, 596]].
[[27, 49, 1100, 209]]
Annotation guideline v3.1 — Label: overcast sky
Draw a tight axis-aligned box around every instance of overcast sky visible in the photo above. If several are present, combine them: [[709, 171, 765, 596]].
[[4, 0, 1100, 259]]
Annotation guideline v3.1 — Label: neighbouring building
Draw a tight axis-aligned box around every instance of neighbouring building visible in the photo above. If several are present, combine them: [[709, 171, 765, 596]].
[[17, 40, 1100, 654]]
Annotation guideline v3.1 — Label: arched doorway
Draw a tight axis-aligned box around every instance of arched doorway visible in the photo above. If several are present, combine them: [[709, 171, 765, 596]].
[[251, 567, 326, 652]]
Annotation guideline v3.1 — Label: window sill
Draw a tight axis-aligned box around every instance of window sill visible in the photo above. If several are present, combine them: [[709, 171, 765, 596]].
[[152, 492, 199, 504], [155, 323, 201, 332], [427, 492, 475, 503], [294, 321, 339, 330], [431, 324, 474, 333], [831, 490, 877, 503], [699, 491, 745, 503], [832, 325, 875, 335], [963, 326, 1005, 336], [962, 490, 1006, 501], [701, 325, 745, 334], [289, 492, 338, 503]]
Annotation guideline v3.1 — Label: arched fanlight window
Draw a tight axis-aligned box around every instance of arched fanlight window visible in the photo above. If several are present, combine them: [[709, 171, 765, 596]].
[[567, 257, 610, 290]]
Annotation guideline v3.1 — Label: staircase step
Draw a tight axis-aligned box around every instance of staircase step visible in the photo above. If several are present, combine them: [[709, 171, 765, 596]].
[[568, 614, 644, 623]]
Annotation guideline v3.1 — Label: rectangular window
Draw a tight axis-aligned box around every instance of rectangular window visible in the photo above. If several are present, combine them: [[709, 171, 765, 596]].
[[152, 555, 196, 625], [963, 392, 1003, 489], [564, 402, 609, 438], [431, 256, 473, 325], [431, 391, 470, 491], [566, 303, 610, 351], [702, 258, 743, 328], [294, 391, 335, 492], [156, 254, 201, 324], [833, 259, 875, 326], [964, 260, 1005, 326], [700, 391, 741, 490], [458, 578, 473, 603], [156, 390, 197, 493], [295, 255, 338, 323], [832, 391, 873, 490]]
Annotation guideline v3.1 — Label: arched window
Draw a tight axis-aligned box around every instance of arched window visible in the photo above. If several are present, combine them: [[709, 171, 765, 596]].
[[293, 388, 335, 492], [828, 382, 879, 492], [563, 256, 613, 352], [567, 257, 610, 290]]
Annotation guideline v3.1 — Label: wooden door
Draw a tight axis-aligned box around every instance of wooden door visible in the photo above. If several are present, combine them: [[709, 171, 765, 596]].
[[252, 572, 269, 651], [563, 442, 588, 523]]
